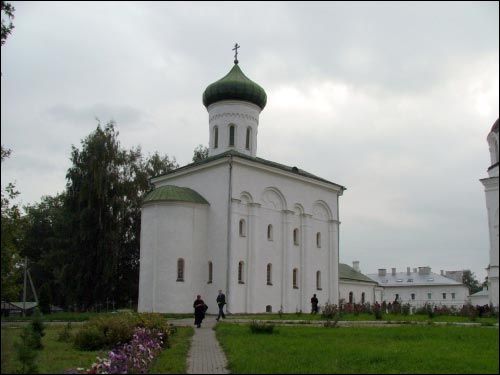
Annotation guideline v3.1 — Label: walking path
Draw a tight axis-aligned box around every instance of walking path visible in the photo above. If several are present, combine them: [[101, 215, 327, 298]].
[[170, 316, 229, 374]]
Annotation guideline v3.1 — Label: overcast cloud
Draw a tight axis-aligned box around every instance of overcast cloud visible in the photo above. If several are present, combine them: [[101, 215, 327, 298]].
[[1, 1, 498, 280]]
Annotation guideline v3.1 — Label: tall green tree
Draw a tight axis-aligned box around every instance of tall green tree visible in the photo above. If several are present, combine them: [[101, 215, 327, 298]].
[[192, 144, 209, 163], [462, 270, 481, 295]]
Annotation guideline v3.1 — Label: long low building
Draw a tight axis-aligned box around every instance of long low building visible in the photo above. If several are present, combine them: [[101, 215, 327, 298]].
[[339, 262, 383, 305], [366, 266, 469, 308]]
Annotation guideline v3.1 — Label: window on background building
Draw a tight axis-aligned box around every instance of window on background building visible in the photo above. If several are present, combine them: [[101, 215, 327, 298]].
[[451, 293, 456, 300], [428, 293, 432, 300], [411, 293, 415, 300], [361, 292, 365, 304], [266, 305, 272, 312], [208, 261, 213, 284], [316, 271, 322, 290], [293, 268, 298, 289], [395, 294, 399, 301], [239, 219, 246, 237], [349, 292, 353, 303], [267, 224, 273, 241], [177, 258, 185, 281], [214, 126, 218, 148], [246, 127, 251, 150], [293, 228, 299, 245], [442, 293, 446, 299], [229, 125, 235, 146], [238, 261, 245, 283], [316, 232, 321, 248], [267, 264, 272, 285]]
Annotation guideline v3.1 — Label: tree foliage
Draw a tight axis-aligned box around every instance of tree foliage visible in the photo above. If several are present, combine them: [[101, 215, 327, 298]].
[[1, 1, 15, 46], [462, 270, 481, 295], [192, 144, 209, 163]]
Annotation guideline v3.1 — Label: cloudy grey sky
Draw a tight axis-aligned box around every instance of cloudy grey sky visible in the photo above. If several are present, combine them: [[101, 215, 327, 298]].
[[2, 1, 498, 280]]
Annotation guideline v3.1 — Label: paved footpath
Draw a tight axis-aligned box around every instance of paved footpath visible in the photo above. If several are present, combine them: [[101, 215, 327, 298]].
[[170, 316, 230, 374]]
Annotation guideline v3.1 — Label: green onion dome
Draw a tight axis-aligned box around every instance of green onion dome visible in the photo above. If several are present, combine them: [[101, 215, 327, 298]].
[[203, 63, 267, 110], [143, 185, 209, 205]]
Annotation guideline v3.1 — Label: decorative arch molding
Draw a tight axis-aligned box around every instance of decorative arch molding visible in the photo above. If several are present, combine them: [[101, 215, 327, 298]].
[[209, 112, 259, 125], [239, 191, 254, 205], [293, 203, 305, 216], [260, 187, 287, 211], [312, 200, 334, 221]]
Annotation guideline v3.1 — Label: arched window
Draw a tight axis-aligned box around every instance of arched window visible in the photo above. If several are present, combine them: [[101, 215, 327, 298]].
[[293, 228, 299, 246], [293, 268, 299, 289], [229, 125, 235, 147], [266, 305, 272, 312], [238, 261, 245, 284], [411, 293, 415, 300], [208, 261, 213, 284], [267, 224, 273, 241], [239, 219, 246, 237], [214, 126, 219, 149], [246, 127, 251, 150], [349, 291, 353, 303], [267, 263, 272, 285], [361, 292, 365, 304], [316, 271, 322, 290], [316, 232, 321, 248], [177, 258, 185, 282]]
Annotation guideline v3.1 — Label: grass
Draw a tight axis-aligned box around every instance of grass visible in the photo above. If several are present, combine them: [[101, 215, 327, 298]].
[[150, 327, 194, 373], [1, 324, 103, 374], [215, 323, 499, 374], [2, 311, 194, 322], [225, 312, 499, 324]]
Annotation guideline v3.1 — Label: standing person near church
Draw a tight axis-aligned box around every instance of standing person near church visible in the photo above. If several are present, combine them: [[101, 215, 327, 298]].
[[311, 294, 319, 314], [193, 295, 207, 328], [216, 290, 226, 321]]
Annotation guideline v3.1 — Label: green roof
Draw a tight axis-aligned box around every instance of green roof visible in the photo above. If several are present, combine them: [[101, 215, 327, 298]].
[[152, 150, 346, 191], [339, 263, 377, 284], [143, 185, 209, 205], [203, 63, 267, 109]]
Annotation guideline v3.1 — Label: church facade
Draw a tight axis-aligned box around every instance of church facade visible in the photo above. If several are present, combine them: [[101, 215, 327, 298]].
[[138, 59, 345, 314], [480, 119, 499, 308]]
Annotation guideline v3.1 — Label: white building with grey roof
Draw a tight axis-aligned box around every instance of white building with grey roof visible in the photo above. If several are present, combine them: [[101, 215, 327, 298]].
[[366, 266, 469, 308]]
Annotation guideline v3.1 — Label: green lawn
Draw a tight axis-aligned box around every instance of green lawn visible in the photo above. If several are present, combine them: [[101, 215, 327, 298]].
[[226, 312, 498, 324], [2, 311, 193, 322], [215, 323, 499, 374], [1, 324, 103, 374], [150, 326, 194, 373]]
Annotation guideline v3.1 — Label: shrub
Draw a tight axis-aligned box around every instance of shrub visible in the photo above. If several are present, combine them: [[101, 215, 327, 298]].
[[74, 325, 106, 351], [57, 322, 73, 343], [321, 303, 341, 328], [136, 313, 173, 346], [30, 309, 45, 340], [373, 304, 383, 320], [249, 320, 276, 334], [14, 325, 39, 373], [401, 303, 411, 316]]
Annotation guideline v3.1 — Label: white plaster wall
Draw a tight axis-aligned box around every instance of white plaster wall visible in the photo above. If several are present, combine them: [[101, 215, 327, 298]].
[[138, 202, 208, 313], [228, 160, 342, 313], [207, 101, 261, 157], [339, 281, 377, 304], [380, 285, 469, 307], [469, 294, 490, 306], [138, 207, 155, 312], [482, 177, 499, 308]]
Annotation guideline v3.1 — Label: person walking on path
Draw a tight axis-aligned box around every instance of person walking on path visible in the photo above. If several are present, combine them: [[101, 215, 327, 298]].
[[216, 290, 226, 321], [311, 294, 319, 314], [193, 295, 207, 328]]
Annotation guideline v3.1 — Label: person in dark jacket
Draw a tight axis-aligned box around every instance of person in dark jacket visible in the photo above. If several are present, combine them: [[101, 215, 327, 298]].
[[216, 290, 226, 321], [193, 295, 207, 328], [311, 294, 319, 314]]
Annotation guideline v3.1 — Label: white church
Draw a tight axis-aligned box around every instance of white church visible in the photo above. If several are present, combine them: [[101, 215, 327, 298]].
[[479, 119, 499, 308], [138, 53, 345, 314]]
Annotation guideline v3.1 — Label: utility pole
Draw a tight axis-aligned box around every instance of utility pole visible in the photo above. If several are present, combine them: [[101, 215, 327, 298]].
[[22, 257, 27, 317], [27, 269, 38, 304]]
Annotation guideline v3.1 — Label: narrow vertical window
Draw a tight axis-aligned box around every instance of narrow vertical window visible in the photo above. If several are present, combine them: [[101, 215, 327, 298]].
[[238, 261, 244, 283], [229, 125, 235, 146], [267, 224, 273, 241], [349, 291, 353, 303], [316, 232, 321, 248], [239, 219, 246, 237], [177, 258, 184, 281], [361, 292, 366, 303], [411, 293, 415, 300], [267, 264, 272, 285], [214, 126, 218, 148], [246, 127, 251, 150], [451, 293, 456, 300], [427, 293, 432, 300], [293, 228, 299, 245], [316, 271, 321, 290], [293, 268, 298, 289], [442, 293, 446, 300], [208, 261, 213, 284]]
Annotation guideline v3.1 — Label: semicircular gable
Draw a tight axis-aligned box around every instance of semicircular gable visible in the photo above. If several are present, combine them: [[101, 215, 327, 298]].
[[312, 200, 333, 220], [239, 191, 254, 204], [293, 203, 305, 215], [261, 187, 287, 210]]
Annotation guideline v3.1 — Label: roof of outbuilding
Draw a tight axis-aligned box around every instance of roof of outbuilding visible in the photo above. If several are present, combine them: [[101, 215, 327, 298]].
[[143, 185, 209, 205], [152, 150, 346, 191], [366, 271, 464, 287], [339, 263, 378, 284], [491, 118, 499, 133], [470, 289, 489, 297], [202, 63, 267, 109]]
